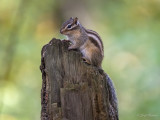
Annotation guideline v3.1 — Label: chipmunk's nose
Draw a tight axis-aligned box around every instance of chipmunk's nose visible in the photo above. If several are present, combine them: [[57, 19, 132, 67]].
[[60, 29, 64, 34]]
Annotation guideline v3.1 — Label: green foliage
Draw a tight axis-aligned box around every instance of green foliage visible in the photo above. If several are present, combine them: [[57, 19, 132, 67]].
[[0, 0, 160, 120]]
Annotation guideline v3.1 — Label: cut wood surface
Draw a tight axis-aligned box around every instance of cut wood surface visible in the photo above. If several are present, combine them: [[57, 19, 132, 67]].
[[40, 38, 119, 120]]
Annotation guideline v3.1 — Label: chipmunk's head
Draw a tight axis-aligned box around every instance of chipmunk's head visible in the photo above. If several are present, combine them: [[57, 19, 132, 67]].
[[60, 17, 80, 36]]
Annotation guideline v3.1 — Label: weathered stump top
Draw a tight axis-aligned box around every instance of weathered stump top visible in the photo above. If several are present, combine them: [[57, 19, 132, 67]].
[[40, 38, 118, 120]]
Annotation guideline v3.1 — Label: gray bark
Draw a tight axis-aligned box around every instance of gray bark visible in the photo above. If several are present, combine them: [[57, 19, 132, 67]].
[[40, 38, 119, 120]]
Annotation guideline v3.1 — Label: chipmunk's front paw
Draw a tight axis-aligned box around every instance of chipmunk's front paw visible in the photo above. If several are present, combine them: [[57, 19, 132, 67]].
[[68, 45, 78, 50], [68, 46, 74, 50]]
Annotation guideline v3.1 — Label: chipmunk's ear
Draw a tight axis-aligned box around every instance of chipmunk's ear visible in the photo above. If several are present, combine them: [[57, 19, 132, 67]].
[[74, 17, 79, 25]]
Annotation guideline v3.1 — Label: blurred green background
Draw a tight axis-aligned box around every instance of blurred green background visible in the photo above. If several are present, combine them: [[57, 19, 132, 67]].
[[0, 0, 160, 120]]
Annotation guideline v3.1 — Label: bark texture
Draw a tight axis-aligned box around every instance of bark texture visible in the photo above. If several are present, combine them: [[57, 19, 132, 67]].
[[40, 38, 119, 120]]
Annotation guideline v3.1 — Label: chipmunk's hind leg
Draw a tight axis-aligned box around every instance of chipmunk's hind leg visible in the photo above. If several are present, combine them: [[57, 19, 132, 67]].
[[91, 51, 103, 68], [82, 57, 91, 65], [81, 47, 92, 65]]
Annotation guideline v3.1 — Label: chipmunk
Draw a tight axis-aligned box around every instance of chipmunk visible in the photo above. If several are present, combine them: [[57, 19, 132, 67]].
[[60, 17, 104, 68]]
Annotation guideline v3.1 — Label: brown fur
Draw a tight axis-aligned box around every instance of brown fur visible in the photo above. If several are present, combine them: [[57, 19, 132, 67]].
[[60, 17, 104, 68], [82, 40, 103, 67]]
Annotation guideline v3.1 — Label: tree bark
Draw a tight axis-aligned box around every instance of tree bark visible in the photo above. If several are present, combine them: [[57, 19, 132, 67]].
[[40, 38, 119, 120]]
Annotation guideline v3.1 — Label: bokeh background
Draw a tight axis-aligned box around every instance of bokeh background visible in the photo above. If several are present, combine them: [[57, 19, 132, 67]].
[[0, 0, 160, 120]]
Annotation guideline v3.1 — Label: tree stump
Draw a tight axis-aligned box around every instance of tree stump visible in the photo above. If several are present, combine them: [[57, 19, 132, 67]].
[[40, 38, 119, 120]]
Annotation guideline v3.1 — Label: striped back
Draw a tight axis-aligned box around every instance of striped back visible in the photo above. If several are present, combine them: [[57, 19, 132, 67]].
[[85, 29, 104, 54]]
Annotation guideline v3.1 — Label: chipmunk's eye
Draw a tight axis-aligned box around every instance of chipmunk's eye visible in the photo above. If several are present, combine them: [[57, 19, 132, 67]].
[[67, 24, 72, 29]]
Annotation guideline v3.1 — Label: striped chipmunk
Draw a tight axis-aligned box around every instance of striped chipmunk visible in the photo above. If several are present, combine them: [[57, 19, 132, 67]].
[[60, 17, 104, 68]]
